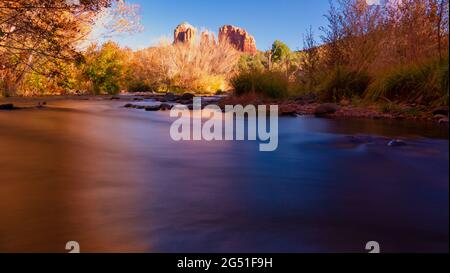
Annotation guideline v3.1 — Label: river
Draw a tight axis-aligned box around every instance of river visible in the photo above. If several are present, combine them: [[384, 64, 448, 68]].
[[0, 99, 448, 252]]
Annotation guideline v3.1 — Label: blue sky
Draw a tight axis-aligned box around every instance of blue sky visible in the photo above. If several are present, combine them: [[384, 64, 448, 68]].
[[114, 0, 331, 51]]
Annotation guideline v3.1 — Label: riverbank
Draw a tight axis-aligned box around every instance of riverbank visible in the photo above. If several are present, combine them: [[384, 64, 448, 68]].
[[218, 93, 449, 124], [1, 93, 449, 125]]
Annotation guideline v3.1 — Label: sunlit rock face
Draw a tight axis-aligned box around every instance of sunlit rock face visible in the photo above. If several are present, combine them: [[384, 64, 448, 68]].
[[174, 22, 197, 44], [200, 30, 217, 46], [218, 25, 257, 55], [173, 23, 257, 54]]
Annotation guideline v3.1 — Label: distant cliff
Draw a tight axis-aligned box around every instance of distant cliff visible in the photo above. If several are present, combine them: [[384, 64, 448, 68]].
[[218, 25, 257, 55], [174, 23, 197, 44], [173, 23, 257, 54]]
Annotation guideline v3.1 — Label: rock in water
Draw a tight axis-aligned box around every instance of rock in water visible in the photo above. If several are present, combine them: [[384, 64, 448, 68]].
[[180, 93, 195, 100], [160, 103, 173, 111], [0, 103, 14, 110], [432, 106, 449, 116], [218, 25, 257, 55], [174, 22, 197, 45], [314, 103, 340, 116], [164, 92, 177, 102], [145, 105, 161, 111], [433, 114, 448, 120], [387, 139, 407, 147]]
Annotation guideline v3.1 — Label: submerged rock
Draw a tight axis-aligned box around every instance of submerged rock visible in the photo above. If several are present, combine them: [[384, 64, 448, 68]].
[[314, 103, 340, 116], [347, 135, 377, 144], [387, 139, 407, 147]]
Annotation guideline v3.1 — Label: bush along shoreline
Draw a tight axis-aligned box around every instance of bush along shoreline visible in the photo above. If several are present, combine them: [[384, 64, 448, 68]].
[[223, 56, 449, 123]]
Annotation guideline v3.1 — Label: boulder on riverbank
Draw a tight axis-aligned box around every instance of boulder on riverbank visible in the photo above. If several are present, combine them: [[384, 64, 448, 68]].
[[0, 103, 15, 110], [314, 103, 340, 116], [432, 106, 449, 116]]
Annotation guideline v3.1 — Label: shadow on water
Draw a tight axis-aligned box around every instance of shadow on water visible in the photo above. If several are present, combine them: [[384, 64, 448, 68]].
[[0, 100, 448, 252]]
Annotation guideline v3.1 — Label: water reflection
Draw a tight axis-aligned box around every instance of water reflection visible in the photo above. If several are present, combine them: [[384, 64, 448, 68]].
[[0, 100, 448, 252]]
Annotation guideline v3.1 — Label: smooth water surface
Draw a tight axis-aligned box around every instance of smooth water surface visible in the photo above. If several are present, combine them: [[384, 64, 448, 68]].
[[0, 99, 448, 252]]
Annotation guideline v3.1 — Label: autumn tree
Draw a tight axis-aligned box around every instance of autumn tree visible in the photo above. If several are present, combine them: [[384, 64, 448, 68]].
[[82, 41, 131, 95], [0, 1, 112, 95], [300, 26, 321, 89], [320, 0, 448, 72], [0, 0, 141, 96]]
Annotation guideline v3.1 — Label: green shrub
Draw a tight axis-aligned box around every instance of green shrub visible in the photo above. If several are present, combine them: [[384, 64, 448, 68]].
[[237, 53, 267, 72], [82, 41, 129, 95], [230, 70, 289, 99], [318, 66, 371, 102], [231, 72, 255, 96], [365, 57, 449, 106]]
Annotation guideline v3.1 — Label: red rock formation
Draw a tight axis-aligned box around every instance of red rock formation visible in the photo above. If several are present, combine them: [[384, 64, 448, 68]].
[[174, 23, 197, 44], [200, 31, 216, 46], [218, 25, 257, 55]]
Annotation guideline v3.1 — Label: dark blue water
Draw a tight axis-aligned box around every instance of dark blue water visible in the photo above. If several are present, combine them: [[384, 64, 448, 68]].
[[0, 99, 448, 252]]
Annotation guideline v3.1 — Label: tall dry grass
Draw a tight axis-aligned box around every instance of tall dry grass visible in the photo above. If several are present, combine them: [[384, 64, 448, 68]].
[[130, 34, 241, 93], [365, 56, 449, 106]]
